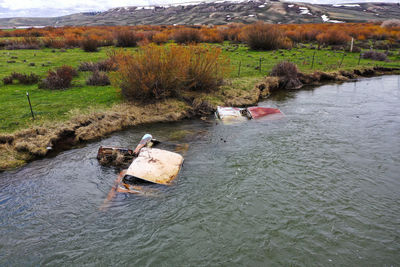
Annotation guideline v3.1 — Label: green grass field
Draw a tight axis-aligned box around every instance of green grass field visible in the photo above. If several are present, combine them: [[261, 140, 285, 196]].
[[1, 43, 400, 133]]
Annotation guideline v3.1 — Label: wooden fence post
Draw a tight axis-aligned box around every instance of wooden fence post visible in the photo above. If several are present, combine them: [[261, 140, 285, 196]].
[[339, 53, 346, 68], [26, 92, 34, 120], [311, 51, 316, 69], [350, 37, 354, 53]]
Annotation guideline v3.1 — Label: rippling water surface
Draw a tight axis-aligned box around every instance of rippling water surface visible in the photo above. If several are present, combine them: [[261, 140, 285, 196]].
[[1, 76, 400, 266]]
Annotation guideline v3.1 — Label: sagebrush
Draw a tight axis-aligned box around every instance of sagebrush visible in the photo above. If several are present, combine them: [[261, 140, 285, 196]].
[[86, 71, 111, 86], [3, 72, 40, 85], [362, 51, 388, 61], [39, 65, 78, 90]]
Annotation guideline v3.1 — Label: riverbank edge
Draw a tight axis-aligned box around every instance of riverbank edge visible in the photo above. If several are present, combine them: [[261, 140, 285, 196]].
[[1, 66, 399, 171]]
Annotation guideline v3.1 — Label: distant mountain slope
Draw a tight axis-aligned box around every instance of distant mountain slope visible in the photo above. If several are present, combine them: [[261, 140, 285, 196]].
[[1, 1, 400, 27]]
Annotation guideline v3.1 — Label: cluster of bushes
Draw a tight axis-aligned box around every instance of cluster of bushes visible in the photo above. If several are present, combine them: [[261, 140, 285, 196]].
[[2, 63, 113, 89], [361, 50, 388, 61], [39, 65, 78, 90], [2, 37, 41, 50], [1, 22, 399, 52], [112, 44, 229, 100], [78, 59, 117, 72], [77, 59, 114, 86], [2, 72, 40, 85], [2, 58, 116, 89]]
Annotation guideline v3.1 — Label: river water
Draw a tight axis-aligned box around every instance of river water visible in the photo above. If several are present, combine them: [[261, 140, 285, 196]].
[[1, 76, 400, 266]]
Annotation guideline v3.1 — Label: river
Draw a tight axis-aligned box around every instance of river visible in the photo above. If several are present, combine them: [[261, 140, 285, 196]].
[[1, 76, 399, 266]]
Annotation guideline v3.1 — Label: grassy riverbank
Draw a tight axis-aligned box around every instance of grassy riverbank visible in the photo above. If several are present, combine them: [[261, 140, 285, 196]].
[[1, 43, 400, 133], [1, 42, 400, 170]]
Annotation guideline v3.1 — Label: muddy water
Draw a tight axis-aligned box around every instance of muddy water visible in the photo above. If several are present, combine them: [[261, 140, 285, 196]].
[[1, 76, 400, 266]]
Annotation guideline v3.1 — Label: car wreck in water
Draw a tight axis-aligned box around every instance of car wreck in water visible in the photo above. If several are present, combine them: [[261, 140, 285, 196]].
[[98, 134, 184, 208], [215, 106, 283, 123]]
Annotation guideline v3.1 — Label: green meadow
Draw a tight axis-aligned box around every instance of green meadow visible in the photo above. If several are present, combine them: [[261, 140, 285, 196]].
[[1, 43, 400, 133]]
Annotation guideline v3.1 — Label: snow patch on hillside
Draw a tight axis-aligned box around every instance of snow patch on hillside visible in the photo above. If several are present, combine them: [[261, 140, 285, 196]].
[[332, 4, 360, 7], [321, 14, 344, 23], [299, 7, 311, 15]]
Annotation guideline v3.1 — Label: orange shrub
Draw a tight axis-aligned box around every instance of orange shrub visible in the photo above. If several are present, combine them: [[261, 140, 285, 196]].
[[42, 37, 67, 49], [316, 30, 351, 45], [115, 31, 139, 47], [244, 22, 292, 50], [173, 28, 202, 44], [1, 23, 396, 48], [286, 30, 302, 43], [185, 45, 229, 91], [152, 32, 169, 44], [218, 24, 243, 42], [64, 34, 82, 47], [111, 44, 229, 101], [200, 29, 224, 43], [81, 38, 99, 52]]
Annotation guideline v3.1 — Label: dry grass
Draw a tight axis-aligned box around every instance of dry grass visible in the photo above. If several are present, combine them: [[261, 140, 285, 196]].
[[0, 144, 30, 170]]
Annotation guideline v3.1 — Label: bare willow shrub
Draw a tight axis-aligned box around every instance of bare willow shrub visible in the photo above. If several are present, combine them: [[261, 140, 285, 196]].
[[316, 30, 351, 45], [111, 44, 229, 101], [244, 22, 292, 50], [362, 50, 387, 61], [173, 28, 202, 44], [86, 70, 111, 86], [115, 31, 139, 47], [186, 45, 229, 92], [271, 61, 302, 90], [81, 38, 99, 52], [39, 65, 78, 90]]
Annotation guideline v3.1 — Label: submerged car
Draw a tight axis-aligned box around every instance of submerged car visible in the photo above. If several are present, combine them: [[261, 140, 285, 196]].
[[215, 106, 283, 123], [119, 147, 184, 190], [100, 134, 184, 209]]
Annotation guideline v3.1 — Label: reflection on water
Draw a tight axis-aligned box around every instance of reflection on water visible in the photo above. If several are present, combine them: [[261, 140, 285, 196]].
[[1, 76, 400, 266]]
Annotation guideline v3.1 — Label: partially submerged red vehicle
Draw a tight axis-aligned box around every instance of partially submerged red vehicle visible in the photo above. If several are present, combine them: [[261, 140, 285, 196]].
[[215, 106, 283, 122]]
